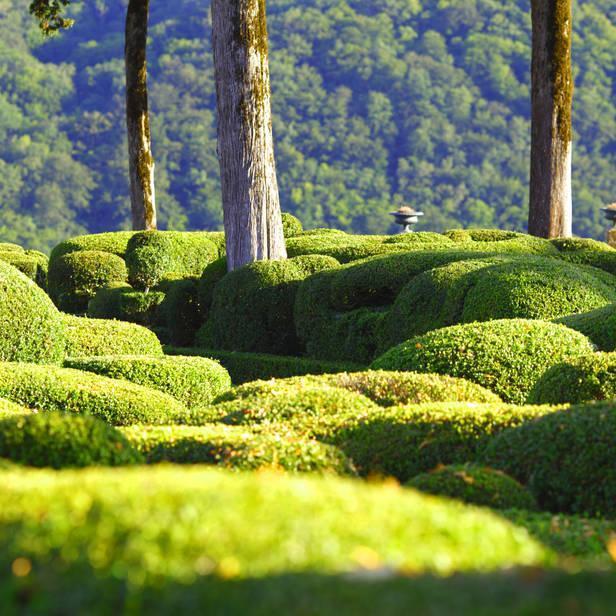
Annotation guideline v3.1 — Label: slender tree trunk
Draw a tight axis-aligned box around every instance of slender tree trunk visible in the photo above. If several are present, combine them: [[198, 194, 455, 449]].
[[125, 0, 157, 230], [211, 0, 287, 271], [528, 0, 573, 238]]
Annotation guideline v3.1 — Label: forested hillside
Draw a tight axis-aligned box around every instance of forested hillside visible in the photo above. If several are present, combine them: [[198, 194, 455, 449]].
[[0, 0, 614, 251]]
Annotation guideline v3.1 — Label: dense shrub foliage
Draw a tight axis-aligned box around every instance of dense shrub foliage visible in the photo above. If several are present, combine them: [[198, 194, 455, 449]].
[[50, 232, 137, 262], [0, 398, 31, 418], [372, 320, 595, 403], [407, 464, 538, 511], [66, 355, 231, 409], [88, 284, 166, 325], [0, 413, 142, 468], [0, 363, 187, 425], [556, 304, 616, 351], [0, 248, 48, 288], [281, 213, 303, 238]]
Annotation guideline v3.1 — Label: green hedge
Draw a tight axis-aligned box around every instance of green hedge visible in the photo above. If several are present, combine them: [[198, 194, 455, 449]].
[[482, 403, 616, 517], [379, 256, 616, 350], [126, 231, 219, 290], [165, 347, 362, 384], [0, 260, 66, 364], [0, 398, 31, 419], [281, 212, 303, 237], [62, 314, 163, 358], [407, 464, 538, 511], [158, 278, 201, 346], [50, 231, 137, 262], [197, 255, 340, 355], [0, 413, 142, 468], [286, 232, 394, 263], [88, 283, 166, 325], [65, 355, 231, 409], [0, 242, 24, 252], [372, 320, 595, 404], [550, 238, 616, 275], [121, 424, 352, 473], [556, 303, 616, 351], [0, 362, 186, 425], [48, 250, 128, 313], [0, 249, 48, 288]]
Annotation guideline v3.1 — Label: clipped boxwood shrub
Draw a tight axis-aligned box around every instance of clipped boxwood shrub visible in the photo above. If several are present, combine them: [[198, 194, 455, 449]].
[[198, 255, 340, 355], [65, 355, 231, 409], [50, 231, 136, 262], [0, 260, 66, 364], [482, 403, 616, 516], [379, 256, 616, 350], [550, 238, 616, 275], [48, 250, 128, 313], [407, 464, 538, 510], [158, 278, 201, 346], [0, 249, 48, 289], [121, 424, 352, 473], [372, 320, 595, 404], [0, 362, 186, 425], [0, 398, 31, 419], [62, 314, 163, 358], [0, 242, 24, 252], [88, 283, 165, 325], [126, 231, 219, 290], [0, 413, 142, 468], [444, 229, 558, 255], [528, 353, 616, 404], [197, 257, 229, 321], [286, 232, 394, 263], [281, 212, 303, 237], [556, 303, 616, 351], [382, 232, 454, 246]]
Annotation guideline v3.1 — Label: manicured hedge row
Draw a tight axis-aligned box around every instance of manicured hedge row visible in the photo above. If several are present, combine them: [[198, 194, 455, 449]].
[[550, 238, 616, 275], [0, 363, 187, 426], [372, 320, 595, 404], [50, 231, 137, 262], [0, 398, 31, 418], [556, 303, 616, 351], [88, 283, 166, 325], [121, 424, 352, 473], [0, 413, 142, 468], [65, 355, 231, 409], [62, 314, 163, 358], [0, 249, 48, 288]]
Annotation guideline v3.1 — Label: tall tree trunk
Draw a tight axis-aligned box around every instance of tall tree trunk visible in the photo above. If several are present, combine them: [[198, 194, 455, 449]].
[[528, 0, 573, 238], [211, 0, 287, 271], [125, 0, 157, 231]]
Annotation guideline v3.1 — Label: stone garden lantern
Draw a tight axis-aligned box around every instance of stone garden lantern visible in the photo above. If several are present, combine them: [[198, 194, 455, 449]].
[[600, 203, 616, 247], [390, 206, 424, 233]]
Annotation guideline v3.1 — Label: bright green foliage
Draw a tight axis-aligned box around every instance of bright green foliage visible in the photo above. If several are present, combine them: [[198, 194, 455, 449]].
[[482, 403, 616, 517], [121, 424, 352, 473], [165, 347, 362, 384], [372, 320, 595, 403], [65, 355, 231, 409], [333, 402, 558, 482], [407, 464, 538, 511], [48, 250, 128, 313], [0, 362, 186, 425], [556, 303, 616, 351], [379, 257, 616, 349], [62, 314, 163, 358], [0, 398, 32, 419], [528, 353, 616, 404], [50, 232, 137, 262], [198, 255, 340, 355], [0, 249, 48, 288], [0, 260, 66, 364], [551, 238, 616, 275], [281, 212, 303, 237], [0, 413, 142, 468], [126, 231, 219, 290], [88, 284, 166, 325], [286, 233, 394, 263], [0, 243, 24, 253]]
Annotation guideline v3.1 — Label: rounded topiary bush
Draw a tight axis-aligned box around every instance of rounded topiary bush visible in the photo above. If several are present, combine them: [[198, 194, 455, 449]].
[[50, 231, 137, 262], [0, 398, 32, 419], [407, 464, 538, 511], [551, 238, 616, 275], [556, 303, 616, 351], [65, 355, 231, 409], [0, 362, 187, 426], [372, 320, 595, 404], [62, 314, 163, 358], [0, 413, 142, 469], [482, 402, 616, 516], [48, 250, 128, 313], [281, 212, 303, 238], [0, 250, 48, 289], [87, 284, 166, 325], [0, 260, 66, 364]]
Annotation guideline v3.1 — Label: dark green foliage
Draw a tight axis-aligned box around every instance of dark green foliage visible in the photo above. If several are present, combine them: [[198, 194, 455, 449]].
[[379, 256, 616, 350], [0, 413, 142, 468], [0, 260, 66, 364], [372, 320, 595, 403], [286, 233, 394, 263], [482, 403, 616, 516], [65, 355, 231, 409], [0, 362, 187, 425], [198, 255, 339, 355], [0, 249, 48, 288], [125, 231, 219, 290], [88, 284, 166, 326], [407, 464, 538, 511], [121, 424, 352, 473], [62, 314, 163, 358], [165, 347, 362, 384], [281, 212, 303, 238], [50, 232, 137, 262], [197, 257, 229, 320], [528, 352, 616, 405], [556, 303, 616, 351], [158, 278, 201, 346]]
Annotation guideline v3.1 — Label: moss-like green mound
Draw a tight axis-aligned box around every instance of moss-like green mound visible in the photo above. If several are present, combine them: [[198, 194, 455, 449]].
[[0, 362, 187, 426], [556, 303, 616, 351], [0, 249, 48, 288], [0, 413, 142, 468], [50, 231, 137, 262], [121, 424, 352, 473], [281, 212, 303, 237], [372, 320, 595, 403], [407, 464, 538, 510], [482, 403, 616, 516], [198, 255, 339, 355], [286, 232, 394, 263], [0, 260, 66, 364], [62, 314, 163, 358], [48, 250, 128, 313], [66, 355, 231, 409], [88, 283, 166, 325], [550, 237, 616, 275]]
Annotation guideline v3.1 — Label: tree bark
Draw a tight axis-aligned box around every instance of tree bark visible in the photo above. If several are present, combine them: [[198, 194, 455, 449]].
[[211, 0, 287, 271], [528, 0, 573, 239], [125, 0, 157, 231]]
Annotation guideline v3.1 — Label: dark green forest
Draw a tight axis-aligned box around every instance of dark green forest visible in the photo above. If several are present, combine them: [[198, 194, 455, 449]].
[[0, 0, 614, 251]]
